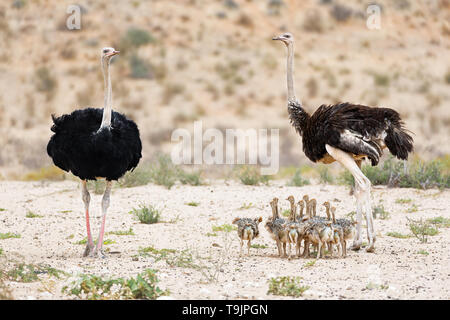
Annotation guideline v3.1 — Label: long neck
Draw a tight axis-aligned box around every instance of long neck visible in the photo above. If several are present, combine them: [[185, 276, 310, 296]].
[[299, 204, 304, 218], [285, 42, 309, 136], [325, 206, 330, 220], [289, 201, 296, 221], [286, 42, 296, 103], [100, 58, 112, 129]]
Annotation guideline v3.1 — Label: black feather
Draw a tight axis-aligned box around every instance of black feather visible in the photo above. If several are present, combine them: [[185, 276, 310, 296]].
[[288, 102, 414, 165], [47, 107, 142, 181]]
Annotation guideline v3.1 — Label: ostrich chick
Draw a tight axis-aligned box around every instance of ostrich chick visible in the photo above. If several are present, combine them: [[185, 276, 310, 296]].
[[323, 202, 345, 257], [285, 195, 301, 258], [297, 200, 306, 220], [232, 217, 263, 255], [304, 219, 334, 259], [333, 207, 357, 257], [303, 195, 317, 217], [265, 198, 289, 257]]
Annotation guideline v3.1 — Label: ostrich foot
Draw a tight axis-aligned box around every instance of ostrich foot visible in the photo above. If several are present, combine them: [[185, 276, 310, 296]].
[[83, 243, 95, 257], [350, 241, 362, 251], [89, 248, 107, 259], [365, 237, 376, 253]]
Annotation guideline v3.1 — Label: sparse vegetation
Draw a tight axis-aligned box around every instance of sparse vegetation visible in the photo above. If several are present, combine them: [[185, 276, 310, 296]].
[[267, 276, 309, 297], [395, 198, 412, 204], [373, 204, 390, 220], [212, 224, 236, 233], [407, 218, 439, 243], [303, 260, 316, 268], [106, 228, 135, 236], [386, 231, 411, 239], [250, 244, 268, 249], [186, 201, 199, 207], [62, 269, 168, 300], [6, 263, 67, 283], [131, 204, 161, 224], [288, 169, 311, 186], [22, 166, 66, 181], [318, 165, 334, 184], [427, 216, 450, 228], [26, 210, 43, 218], [236, 165, 270, 186], [121, 27, 154, 50], [129, 54, 153, 79], [0, 233, 21, 240]]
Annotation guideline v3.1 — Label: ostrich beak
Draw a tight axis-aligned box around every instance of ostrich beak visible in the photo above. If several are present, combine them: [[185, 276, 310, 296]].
[[107, 50, 120, 57], [272, 36, 281, 41]]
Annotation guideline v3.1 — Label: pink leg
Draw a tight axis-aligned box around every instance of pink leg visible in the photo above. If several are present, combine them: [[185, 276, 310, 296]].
[[81, 180, 95, 257], [92, 181, 112, 258]]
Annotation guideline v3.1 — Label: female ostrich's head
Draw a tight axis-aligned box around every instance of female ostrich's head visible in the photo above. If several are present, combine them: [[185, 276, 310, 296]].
[[101, 47, 119, 61], [272, 32, 294, 45]]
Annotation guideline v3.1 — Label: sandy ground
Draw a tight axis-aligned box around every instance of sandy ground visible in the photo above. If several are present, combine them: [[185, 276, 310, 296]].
[[0, 180, 449, 300]]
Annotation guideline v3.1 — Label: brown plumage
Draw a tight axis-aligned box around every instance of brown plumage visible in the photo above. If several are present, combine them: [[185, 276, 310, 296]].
[[265, 197, 289, 257], [232, 217, 262, 255], [273, 32, 414, 253]]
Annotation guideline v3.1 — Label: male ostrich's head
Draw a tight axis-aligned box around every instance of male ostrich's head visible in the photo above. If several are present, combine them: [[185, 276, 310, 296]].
[[272, 32, 294, 45], [101, 47, 119, 61]]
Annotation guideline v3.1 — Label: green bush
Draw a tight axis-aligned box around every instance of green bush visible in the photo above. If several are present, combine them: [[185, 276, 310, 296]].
[[129, 54, 153, 79], [121, 28, 154, 49], [267, 276, 309, 297], [236, 165, 270, 185], [288, 169, 311, 186], [62, 269, 168, 300], [131, 204, 161, 224]]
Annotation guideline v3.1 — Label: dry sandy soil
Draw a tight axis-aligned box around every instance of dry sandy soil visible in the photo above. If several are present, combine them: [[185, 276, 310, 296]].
[[0, 180, 449, 300]]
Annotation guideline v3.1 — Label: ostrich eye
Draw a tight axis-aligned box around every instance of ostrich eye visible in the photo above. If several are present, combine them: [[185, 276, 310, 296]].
[[103, 49, 109, 53], [285, 34, 290, 38]]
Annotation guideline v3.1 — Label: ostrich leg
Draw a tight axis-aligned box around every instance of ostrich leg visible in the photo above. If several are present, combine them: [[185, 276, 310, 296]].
[[92, 180, 112, 258], [81, 180, 95, 257], [325, 145, 375, 252]]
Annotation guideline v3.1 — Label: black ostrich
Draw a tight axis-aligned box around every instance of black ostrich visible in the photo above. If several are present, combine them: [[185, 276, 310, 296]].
[[47, 47, 142, 258], [273, 32, 413, 252]]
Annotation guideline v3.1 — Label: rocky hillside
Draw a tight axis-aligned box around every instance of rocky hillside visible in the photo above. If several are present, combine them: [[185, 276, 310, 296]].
[[0, 0, 449, 178]]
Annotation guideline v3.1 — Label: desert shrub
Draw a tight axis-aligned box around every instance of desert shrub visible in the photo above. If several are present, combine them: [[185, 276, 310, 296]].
[[62, 269, 168, 300], [427, 216, 450, 228], [128, 54, 153, 79], [288, 169, 311, 186], [303, 9, 324, 33], [0, 233, 21, 240], [131, 204, 161, 224], [6, 263, 67, 282], [35, 67, 57, 94], [267, 276, 309, 297], [318, 165, 334, 184], [330, 4, 352, 22], [22, 166, 66, 181], [150, 154, 179, 189], [373, 204, 390, 220], [119, 164, 153, 188], [178, 170, 203, 186], [445, 70, 450, 84], [236, 165, 270, 186], [407, 218, 438, 243], [121, 28, 154, 49]]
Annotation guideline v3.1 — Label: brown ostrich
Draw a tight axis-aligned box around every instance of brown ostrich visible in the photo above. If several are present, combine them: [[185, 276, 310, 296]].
[[273, 32, 413, 252]]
